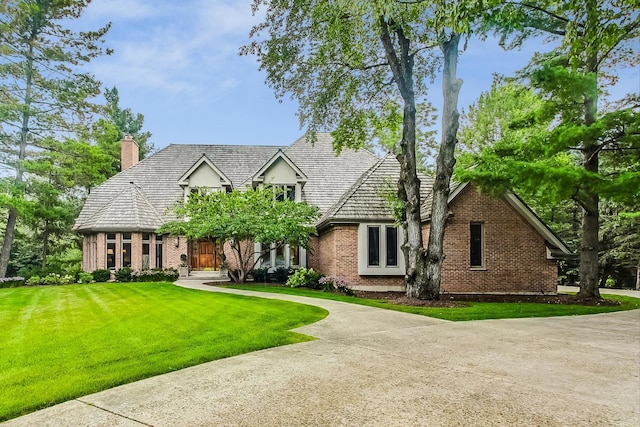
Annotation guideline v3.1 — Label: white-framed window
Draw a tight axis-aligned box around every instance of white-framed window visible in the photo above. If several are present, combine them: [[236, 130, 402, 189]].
[[274, 184, 296, 202], [358, 224, 405, 275], [121, 233, 132, 268], [470, 222, 485, 269], [255, 242, 306, 269], [106, 233, 116, 269]]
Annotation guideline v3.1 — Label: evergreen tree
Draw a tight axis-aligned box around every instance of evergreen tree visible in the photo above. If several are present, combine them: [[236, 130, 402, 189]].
[[0, 0, 111, 277]]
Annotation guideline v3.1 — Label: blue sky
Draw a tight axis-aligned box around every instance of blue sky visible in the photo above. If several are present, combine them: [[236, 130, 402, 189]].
[[77, 0, 638, 152]]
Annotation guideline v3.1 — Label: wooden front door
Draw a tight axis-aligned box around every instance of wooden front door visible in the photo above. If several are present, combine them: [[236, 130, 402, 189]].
[[191, 241, 220, 270]]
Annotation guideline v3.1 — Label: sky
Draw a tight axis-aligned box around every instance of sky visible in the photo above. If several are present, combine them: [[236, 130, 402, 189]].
[[75, 0, 639, 153]]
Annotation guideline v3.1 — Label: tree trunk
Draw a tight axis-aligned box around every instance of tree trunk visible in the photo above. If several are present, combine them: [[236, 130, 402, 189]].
[[378, 18, 430, 298], [577, 0, 601, 299], [422, 33, 463, 300], [636, 262, 639, 291]]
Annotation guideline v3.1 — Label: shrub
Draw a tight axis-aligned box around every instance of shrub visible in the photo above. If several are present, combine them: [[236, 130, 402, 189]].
[[0, 277, 25, 288], [26, 273, 75, 286], [319, 277, 355, 296], [26, 275, 42, 286], [274, 266, 293, 283], [115, 267, 133, 282], [131, 268, 179, 282], [77, 272, 93, 284], [91, 269, 111, 283], [252, 267, 268, 283], [287, 267, 324, 289]]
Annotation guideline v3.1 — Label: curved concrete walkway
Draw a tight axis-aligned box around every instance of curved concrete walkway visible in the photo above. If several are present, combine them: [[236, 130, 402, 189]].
[[4, 282, 640, 426]]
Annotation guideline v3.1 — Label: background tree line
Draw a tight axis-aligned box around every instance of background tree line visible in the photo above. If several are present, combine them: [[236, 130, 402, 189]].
[[0, 0, 153, 279]]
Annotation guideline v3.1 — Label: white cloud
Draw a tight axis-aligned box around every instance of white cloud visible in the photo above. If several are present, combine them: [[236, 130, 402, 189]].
[[84, 0, 261, 100]]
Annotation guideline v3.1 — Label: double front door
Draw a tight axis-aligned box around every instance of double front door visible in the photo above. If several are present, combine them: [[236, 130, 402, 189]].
[[191, 240, 221, 271]]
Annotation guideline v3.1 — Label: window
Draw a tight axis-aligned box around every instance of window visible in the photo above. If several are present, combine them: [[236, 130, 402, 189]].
[[106, 233, 116, 269], [142, 233, 150, 270], [368, 226, 380, 266], [470, 223, 484, 268], [358, 224, 405, 276], [385, 226, 398, 267], [290, 246, 299, 266], [155, 234, 163, 269], [275, 185, 296, 201], [122, 233, 132, 268]]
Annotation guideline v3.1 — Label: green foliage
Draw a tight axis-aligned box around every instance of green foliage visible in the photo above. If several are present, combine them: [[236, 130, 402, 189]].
[[91, 86, 154, 177], [0, 0, 111, 277], [91, 269, 111, 283], [286, 267, 324, 289], [115, 267, 134, 283], [252, 267, 269, 283], [130, 268, 179, 283], [25, 273, 75, 286], [159, 187, 320, 283], [77, 272, 93, 284]]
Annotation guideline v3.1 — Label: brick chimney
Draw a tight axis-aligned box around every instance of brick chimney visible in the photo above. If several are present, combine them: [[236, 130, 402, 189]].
[[120, 134, 139, 171]]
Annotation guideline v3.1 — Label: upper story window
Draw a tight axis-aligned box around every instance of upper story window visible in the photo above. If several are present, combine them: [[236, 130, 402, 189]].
[[274, 185, 296, 202]]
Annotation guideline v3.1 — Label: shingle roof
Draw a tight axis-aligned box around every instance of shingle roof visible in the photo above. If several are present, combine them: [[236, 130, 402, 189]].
[[79, 183, 164, 232], [284, 133, 379, 213], [74, 144, 282, 232], [74, 133, 379, 233], [318, 154, 434, 226]]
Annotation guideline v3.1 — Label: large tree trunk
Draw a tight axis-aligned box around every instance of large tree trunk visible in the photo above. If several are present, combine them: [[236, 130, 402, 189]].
[[577, 0, 601, 299], [422, 33, 463, 300], [378, 18, 430, 298]]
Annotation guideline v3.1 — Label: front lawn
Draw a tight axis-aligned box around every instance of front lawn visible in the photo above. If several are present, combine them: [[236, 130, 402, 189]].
[[0, 282, 327, 421], [224, 284, 640, 321]]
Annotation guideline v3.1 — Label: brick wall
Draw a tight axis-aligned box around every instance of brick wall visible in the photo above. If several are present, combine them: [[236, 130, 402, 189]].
[[435, 184, 557, 294], [166, 235, 184, 269], [311, 224, 405, 291], [314, 185, 558, 294]]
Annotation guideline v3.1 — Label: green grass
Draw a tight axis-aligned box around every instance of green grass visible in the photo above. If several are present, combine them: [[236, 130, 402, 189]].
[[0, 282, 327, 421], [224, 284, 640, 321]]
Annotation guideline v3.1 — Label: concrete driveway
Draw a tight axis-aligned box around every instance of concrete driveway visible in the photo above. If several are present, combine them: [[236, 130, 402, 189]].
[[4, 282, 639, 426]]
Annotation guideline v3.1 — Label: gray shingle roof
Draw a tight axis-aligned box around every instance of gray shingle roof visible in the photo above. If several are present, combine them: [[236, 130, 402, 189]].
[[80, 183, 165, 232], [318, 154, 434, 226], [74, 133, 379, 233], [284, 133, 379, 213]]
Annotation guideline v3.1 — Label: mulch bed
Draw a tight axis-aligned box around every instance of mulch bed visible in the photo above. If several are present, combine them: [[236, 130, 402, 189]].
[[354, 291, 621, 307]]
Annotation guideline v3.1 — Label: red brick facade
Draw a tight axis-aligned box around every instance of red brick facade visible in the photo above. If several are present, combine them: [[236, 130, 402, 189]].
[[81, 186, 559, 294], [309, 185, 558, 294]]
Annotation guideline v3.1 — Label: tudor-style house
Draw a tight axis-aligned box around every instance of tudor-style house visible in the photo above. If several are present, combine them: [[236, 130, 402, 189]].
[[74, 133, 571, 294]]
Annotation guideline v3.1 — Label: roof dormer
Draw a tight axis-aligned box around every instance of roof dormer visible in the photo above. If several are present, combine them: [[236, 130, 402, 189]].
[[252, 149, 308, 185], [178, 154, 232, 190]]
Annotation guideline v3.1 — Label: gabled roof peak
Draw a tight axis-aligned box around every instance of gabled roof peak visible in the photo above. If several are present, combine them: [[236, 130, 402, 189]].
[[178, 154, 232, 187]]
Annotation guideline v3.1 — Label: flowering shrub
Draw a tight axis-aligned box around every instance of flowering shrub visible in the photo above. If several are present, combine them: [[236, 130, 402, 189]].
[[287, 267, 324, 288], [26, 273, 75, 286], [0, 277, 25, 288], [318, 277, 354, 296]]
